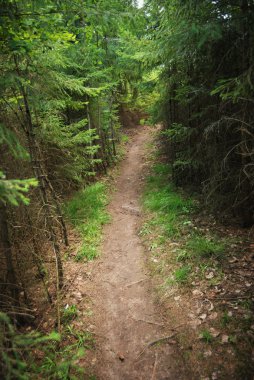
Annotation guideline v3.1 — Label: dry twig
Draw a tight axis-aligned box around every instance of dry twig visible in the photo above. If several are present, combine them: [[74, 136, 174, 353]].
[[125, 278, 147, 287], [136, 332, 177, 360]]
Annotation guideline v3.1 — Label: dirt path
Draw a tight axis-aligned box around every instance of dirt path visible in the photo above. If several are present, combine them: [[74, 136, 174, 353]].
[[88, 126, 188, 380]]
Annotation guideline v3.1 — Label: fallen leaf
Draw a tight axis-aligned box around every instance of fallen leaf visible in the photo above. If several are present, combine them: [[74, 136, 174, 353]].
[[205, 272, 214, 279], [209, 312, 218, 320], [192, 289, 203, 297], [210, 328, 220, 338], [189, 320, 202, 329], [204, 350, 212, 357]]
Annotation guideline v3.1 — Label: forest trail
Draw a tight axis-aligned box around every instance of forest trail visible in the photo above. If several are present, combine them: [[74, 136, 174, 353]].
[[90, 126, 188, 380]]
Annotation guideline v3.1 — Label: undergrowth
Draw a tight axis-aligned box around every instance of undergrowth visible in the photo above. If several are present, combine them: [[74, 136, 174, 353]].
[[143, 163, 193, 238], [141, 152, 252, 379], [65, 182, 110, 261], [142, 162, 227, 286], [0, 311, 95, 380]]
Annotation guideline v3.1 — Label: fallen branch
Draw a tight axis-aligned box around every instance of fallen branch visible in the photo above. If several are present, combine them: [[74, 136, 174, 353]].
[[136, 332, 177, 360], [125, 278, 147, 288], [133, 318, 164, 327], [211, 295, 252, 301], [7, 311, 35, 319]]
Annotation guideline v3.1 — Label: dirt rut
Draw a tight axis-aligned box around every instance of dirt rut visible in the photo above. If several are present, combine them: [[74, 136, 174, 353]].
[[93, 127, 187, 380]]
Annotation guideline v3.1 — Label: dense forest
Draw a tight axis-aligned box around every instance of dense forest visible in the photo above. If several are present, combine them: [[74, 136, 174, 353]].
[[0, 0, 253, 379], [147, 0, 254, 226]]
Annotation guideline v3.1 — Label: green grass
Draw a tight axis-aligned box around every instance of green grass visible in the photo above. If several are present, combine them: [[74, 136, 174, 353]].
[[65, 182, 110, 261], [61, 305, 78, 324], [186, 235, 225, 259], [174, 265, 191, 283], [143, 163, 193, 237], [142, 161, 229, 288], [221, 312, 232, 327], [200, 329, 213, 343]]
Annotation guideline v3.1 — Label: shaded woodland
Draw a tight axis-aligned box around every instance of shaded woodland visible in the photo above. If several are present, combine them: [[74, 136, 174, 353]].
[[0, 0, 253, 378], [146, 0, 254, 226], [0, 1, 144, 376]]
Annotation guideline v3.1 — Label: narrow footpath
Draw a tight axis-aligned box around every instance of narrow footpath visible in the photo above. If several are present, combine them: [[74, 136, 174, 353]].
[[90, 126, 188, 380]]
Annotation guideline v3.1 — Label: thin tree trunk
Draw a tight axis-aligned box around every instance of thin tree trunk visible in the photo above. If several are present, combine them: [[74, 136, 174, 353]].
[[14, 55, 64, 289], [25, 212, 52, 304], [0, 203, 19, 307]]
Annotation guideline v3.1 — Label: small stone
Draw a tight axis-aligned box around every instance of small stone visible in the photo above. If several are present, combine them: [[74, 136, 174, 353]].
[[221, 335, 229, 344], [118, 353, 125, 362], [174, 296, 181, 301], [199, 313, 207, 320], [204, 350, 212, 357], [192, 289, 203, 296], [210, 328, 220, 338]]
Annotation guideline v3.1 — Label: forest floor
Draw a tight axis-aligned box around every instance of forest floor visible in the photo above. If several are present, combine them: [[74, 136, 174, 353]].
[[56, 125, 253, 380], [60, 125, 189, 379], [90, 126, 188, 379]]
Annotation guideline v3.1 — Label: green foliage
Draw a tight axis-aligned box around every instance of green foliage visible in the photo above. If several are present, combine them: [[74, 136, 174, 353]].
[[0, 312, 61, 379], [173, 265, 191, 284], [185, 235, 225, 259], [200, 329, 213, 344], [144, 0, 254, 223], [0, 124, 29, 160], [0, 172, 37, 206], [143, 163, 193, 237], [0, 124, 37, 205], [65, 182, 110, 261], [221, 312, 232, 327], [0, 311, 96, 379], [62, 305, 78, 324]]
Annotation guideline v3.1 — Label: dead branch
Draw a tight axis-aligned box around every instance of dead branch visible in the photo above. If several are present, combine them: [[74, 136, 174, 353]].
[[133, 318, 164, 327], [136, 332, 177, 360], [125, 278, 147, 287]]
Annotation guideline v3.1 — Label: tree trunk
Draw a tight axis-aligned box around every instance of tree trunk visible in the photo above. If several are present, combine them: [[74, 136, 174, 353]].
[[0, 202, 19, 306]]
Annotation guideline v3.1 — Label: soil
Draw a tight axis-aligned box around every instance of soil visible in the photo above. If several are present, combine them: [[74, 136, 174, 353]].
[[87, 126, 188, 379], [37, 125, 253, 379]]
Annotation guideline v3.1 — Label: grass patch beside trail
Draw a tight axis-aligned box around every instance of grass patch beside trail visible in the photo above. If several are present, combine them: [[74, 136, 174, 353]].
[[142, 159, 252, 380], [185, 235, 225, 259], [65, 182, 110, 261], [143, 163, 193, 238], [142, 162, 227, 285]]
